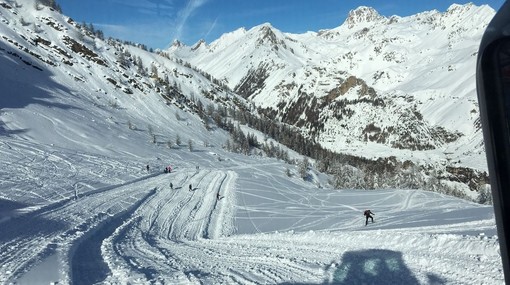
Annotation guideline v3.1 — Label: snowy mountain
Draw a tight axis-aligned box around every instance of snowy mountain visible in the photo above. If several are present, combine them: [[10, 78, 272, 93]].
[[0, 1, 504, 284], [168, 3, 495, 197], [0, 0, 248, 156]]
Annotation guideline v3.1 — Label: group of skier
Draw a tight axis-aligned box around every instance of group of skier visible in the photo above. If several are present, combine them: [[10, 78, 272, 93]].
[[148, 165, 372, 223], [144, 164, 172, 173], [147, 164, 223, 200], [187, 183, 223, 200]]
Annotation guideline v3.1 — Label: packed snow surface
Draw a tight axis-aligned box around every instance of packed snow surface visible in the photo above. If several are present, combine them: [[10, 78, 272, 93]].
[[0, 137, 503, 284]]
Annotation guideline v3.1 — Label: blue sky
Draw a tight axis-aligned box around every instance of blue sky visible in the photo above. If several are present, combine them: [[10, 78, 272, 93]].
[[59, 0, 505, 49]]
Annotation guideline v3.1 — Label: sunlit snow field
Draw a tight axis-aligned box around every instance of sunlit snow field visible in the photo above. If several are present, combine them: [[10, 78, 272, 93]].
[[0, 137, 502, 284]]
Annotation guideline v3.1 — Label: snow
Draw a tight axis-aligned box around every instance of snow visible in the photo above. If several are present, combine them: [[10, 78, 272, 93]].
[[0, 1, 505, 284], [0, 136, 503, 284], [0, 107, 503, 282]]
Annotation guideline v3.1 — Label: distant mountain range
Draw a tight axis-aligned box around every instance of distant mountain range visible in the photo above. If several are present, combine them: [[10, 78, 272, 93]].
[[0, 0, 496, 200], [168, 3, 493, 166]]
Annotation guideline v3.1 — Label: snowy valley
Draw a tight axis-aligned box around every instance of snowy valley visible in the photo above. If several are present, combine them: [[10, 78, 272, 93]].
[[0, 0, 504, 284], [168, 3, 495, 198]]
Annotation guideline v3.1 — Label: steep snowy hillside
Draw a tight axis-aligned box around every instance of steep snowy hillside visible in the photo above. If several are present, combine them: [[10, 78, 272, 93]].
[[0, 0, 244, 159], [168, 3, 494, 197]]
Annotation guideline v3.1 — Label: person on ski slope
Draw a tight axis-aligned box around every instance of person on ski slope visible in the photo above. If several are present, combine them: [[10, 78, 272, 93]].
[[364, 210, 375, 226]]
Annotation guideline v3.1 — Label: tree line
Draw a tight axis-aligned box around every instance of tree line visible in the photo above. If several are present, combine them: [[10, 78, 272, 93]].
[[191, 93, 488, 203]]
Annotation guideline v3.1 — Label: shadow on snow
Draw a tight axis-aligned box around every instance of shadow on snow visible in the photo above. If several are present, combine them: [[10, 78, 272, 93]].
[[280, 249, 446, 285], [0, 40, 78, 136], [328, 249, 448, 285], [0, 198, 68, 243], [71, 189, 156, 285]]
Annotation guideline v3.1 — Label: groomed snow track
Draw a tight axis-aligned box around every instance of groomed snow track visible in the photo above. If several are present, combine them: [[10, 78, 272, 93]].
[[0, 140, 503, 284]]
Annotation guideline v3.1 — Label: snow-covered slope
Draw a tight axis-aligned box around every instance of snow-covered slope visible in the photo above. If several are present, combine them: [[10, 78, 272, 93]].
[[169, 3, 494, 184], [0, 1, 504, 284], [2, 147, 502, 284], [1, 1, 241, 157]]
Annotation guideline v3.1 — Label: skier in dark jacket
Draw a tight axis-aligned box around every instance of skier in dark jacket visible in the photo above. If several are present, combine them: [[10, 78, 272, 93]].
[[364, 210, 375, 226]]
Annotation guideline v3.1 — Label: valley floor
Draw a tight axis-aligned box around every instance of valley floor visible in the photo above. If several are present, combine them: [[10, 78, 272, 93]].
[[0, 138, 503, 285]]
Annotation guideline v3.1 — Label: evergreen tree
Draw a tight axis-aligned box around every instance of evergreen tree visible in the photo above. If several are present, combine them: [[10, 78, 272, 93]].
[[188, 139, 193, 152], [117, 51, 130, 67], [151, 63, 158, 79], [225, 139, 231, 152], [96, 29, 104, 40], [298, 157, 310, 180], [477, 185, 492, 205]]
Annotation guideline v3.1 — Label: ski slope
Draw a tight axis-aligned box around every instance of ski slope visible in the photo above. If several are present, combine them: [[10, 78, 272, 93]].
[[0, 137, 503, 284], [0, 1, 504, 283]]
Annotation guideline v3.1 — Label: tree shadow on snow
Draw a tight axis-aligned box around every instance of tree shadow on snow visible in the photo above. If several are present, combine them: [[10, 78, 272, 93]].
[[426, 272, 448, 285], [1, 42, 79, 137], [184, 270, 211, 280], [0, 119, 28, 136], [0, 41, 79, 120], [0, 200, 68, 243], [71, 190, 155, 285], [0, 198, 29, 213]]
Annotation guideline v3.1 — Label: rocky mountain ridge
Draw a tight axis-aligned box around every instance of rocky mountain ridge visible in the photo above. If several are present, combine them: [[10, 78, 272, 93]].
[[167, 4, 494, 173]]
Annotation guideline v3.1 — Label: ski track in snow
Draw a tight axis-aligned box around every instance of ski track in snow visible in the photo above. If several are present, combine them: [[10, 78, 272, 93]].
[[0, 138, 504, 284]]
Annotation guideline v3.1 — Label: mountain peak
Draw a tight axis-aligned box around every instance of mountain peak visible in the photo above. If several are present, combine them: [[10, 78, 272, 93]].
[[444, 2, 495, 18], [344, 6, 384, 28], [446, 2, 475, 14], [172, 39, 183, 48], [192, 39, 207, 51], [257, 23, 277, 36], [256, 23, 280, 47]]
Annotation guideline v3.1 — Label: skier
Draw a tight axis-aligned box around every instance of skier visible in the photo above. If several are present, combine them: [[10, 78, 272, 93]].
[[170, 182, 173, 189], [364, 210, 375, 226], [189, 184, 193, 192], [146, 164, 150, 173], [216, 192, 223, 200]]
